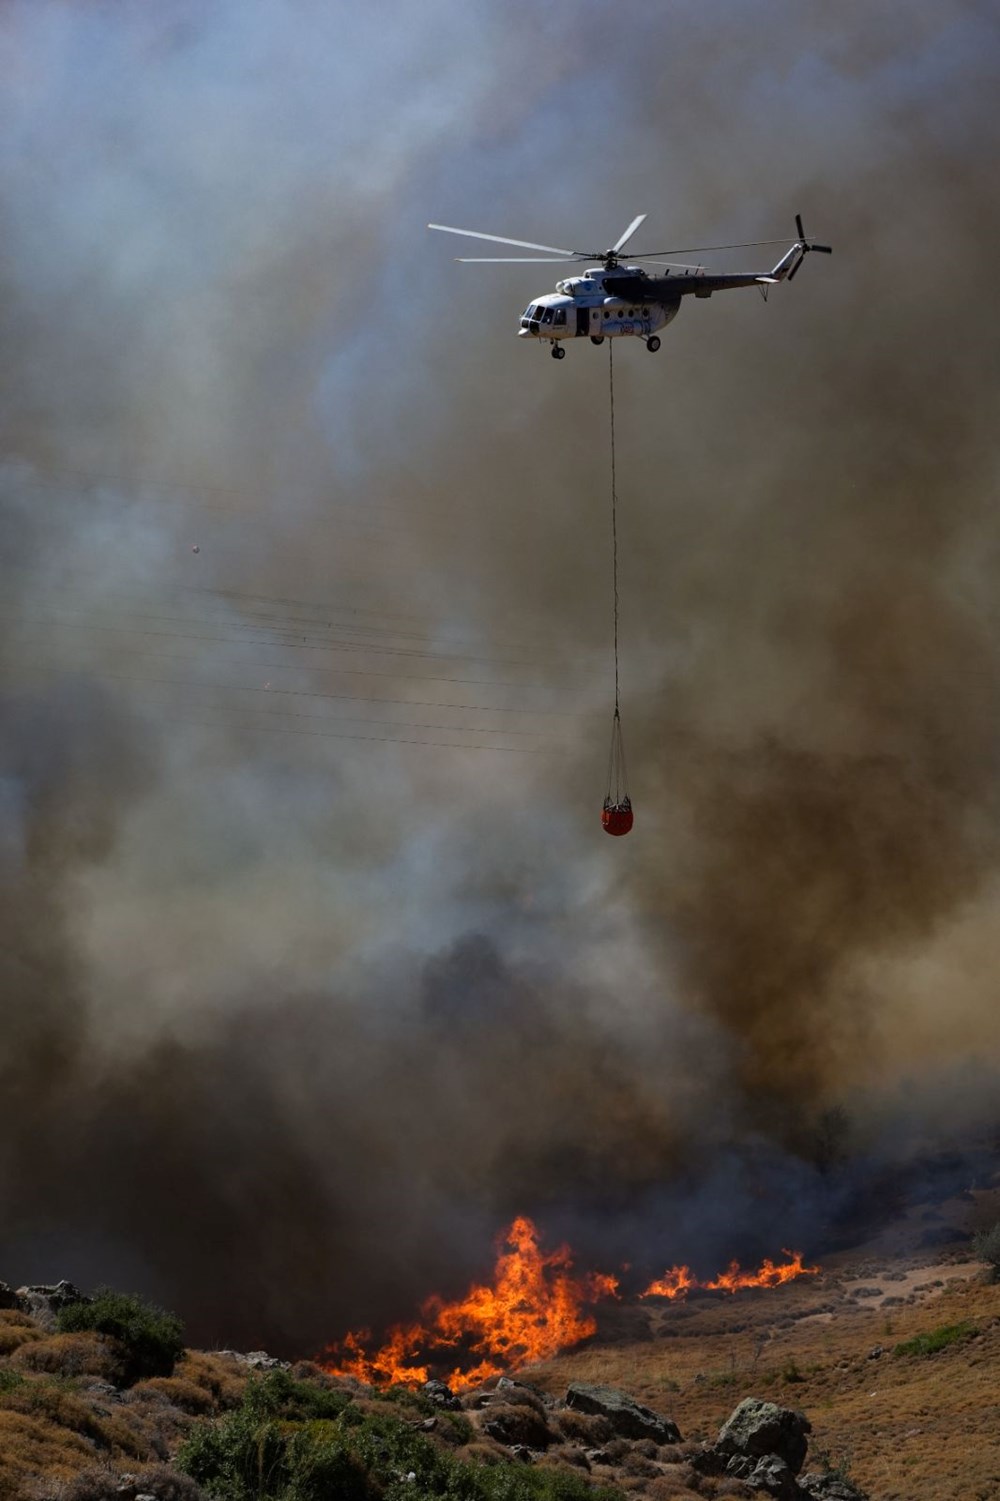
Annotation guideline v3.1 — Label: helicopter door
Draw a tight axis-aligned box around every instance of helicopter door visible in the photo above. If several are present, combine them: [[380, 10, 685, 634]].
[[575, 307, 589, 338]]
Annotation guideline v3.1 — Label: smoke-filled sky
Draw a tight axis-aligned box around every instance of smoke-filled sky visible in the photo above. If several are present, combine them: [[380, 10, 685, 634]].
[[2, 0, 1000, 1353]]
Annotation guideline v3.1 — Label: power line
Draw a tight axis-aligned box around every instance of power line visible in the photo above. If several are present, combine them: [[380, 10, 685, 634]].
[[9, 655, 597, 720], [6, 620, 587, 700], [1, 608, 583, 691], [7, 660, 569, 741]]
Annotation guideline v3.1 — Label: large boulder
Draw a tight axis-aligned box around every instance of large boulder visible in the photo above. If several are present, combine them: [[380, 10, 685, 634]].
[[716, 1399, 811, 1475], [564, 1383, 681, 1444]]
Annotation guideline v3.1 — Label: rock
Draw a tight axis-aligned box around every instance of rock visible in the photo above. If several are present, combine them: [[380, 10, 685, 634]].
[[16, 1280, 88, 1329], [564, 1383, 681, 1444], [728, 1452, 804, 1498], [586, 1449, 614, 1467], [483, 1402, 554, 1449], [866, 1346, 883, 1360], [231, 1350, 290, 1370], [424, 1379, 462, 1410], [496, 1376, 547, 1410], [715, 1398, 811, 1476], [799, 1473, 869, 1500]]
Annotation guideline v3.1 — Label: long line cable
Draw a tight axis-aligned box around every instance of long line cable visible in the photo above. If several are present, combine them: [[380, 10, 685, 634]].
[[604, 341, 630, 817], [609, 342, 620, 718]]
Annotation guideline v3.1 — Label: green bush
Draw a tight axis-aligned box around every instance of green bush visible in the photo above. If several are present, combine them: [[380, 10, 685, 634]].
[[893, 1321, 973, 1358], [178, 1370, 620, 1501], [972, 1220, 1000, 1281], [56, 1288, 185, 1384]]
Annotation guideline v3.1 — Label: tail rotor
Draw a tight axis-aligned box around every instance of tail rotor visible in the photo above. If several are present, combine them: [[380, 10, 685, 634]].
[[788, 213, 833, 279]]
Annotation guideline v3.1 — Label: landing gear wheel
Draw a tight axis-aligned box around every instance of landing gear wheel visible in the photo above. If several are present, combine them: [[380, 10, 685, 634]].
[[551, 344, 566, 360], [646, 336, 661, 353], [590, 335, 605, 346]]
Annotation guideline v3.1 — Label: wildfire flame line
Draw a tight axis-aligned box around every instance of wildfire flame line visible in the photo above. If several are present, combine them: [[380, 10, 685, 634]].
[[321, 1218, 818, 1391], [641, 1249, 819, 1300]]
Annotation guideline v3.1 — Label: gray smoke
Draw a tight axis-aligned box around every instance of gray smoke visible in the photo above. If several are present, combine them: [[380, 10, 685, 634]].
[[2, 0, 1000, 1353]]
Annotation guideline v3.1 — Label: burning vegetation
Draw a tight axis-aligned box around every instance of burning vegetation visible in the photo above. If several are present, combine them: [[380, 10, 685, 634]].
[[321, 1217, 819, 1389], [321, 1216, 619, 1390], [641, 1250, 819, 1301]]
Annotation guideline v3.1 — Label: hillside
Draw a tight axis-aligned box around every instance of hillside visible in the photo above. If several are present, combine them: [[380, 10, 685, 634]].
[[1, 1185, 997, 1501]]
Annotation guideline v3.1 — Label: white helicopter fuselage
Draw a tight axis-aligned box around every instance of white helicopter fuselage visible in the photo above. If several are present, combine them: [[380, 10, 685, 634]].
[[518, 265, 680, 344]]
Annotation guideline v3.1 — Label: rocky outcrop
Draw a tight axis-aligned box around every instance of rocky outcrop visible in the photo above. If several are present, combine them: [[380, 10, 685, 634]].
[[16, 1279, 88, 1329], [564, 1382, 681, 1444], [714, 1397, 811, 1474]]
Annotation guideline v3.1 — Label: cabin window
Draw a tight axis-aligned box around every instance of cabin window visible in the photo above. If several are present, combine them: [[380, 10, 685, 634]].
[[541, 308, 554, 324], [553, 308, 566, 326]]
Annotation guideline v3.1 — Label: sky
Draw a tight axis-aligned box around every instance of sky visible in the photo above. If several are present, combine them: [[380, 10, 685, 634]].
[[2, 0, 1000, 1353]]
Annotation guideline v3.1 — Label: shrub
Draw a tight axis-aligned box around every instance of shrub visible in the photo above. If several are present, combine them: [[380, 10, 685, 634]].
[[178, 1370, 622, 1501], [893, 1321, 973, 1358], [972, 1220, 1000, 1281], [11, 1331, 127, 1382], [135, 1376, 217, 1417], [57, 1289, 185, 1385]]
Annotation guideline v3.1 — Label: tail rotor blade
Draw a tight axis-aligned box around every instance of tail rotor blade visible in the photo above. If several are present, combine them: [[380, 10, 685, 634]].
[[811, 243, 833, 254], [788, 255, 805, 281], [795, 213, 805, 241]]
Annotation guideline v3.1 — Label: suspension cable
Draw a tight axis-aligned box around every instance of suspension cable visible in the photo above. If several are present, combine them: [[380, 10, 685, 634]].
[[609, 341, 620, 718]]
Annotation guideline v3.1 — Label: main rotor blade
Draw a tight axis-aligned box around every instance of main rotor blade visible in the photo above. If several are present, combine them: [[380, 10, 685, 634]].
[[612, 213, 647, 253], [454, 256, 583, 263], [628, 238, 790, 258], [428, 223, 579, 256]]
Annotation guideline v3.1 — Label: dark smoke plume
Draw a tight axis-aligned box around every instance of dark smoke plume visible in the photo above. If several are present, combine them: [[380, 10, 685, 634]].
[[2, 1, 1000, 1353]]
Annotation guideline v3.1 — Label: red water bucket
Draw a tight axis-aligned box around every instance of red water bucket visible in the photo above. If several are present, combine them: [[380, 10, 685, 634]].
[[602, 797, 633, 837]]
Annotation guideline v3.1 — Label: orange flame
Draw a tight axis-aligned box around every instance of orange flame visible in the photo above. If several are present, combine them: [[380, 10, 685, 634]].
[[641, 1249, 818, 1300], [321, 1215, 619, 1391], [642, 1264, 696, 1300]]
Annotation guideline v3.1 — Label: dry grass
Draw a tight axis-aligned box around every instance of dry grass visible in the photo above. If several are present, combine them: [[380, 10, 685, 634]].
[[11, 1332, 125, 1382], [523, 1254, 1000, 1501], [133, 1375, 216, 1416], [172, 1351, 247, 1409], [0, 1324, 43, 1356]]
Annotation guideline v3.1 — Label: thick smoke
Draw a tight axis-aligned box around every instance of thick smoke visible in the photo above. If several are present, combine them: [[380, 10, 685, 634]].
[[2, 0, 1000, 1353]]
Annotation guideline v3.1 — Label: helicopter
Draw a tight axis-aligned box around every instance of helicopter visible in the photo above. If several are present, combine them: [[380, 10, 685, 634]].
[[428, 213, 831, 358]]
